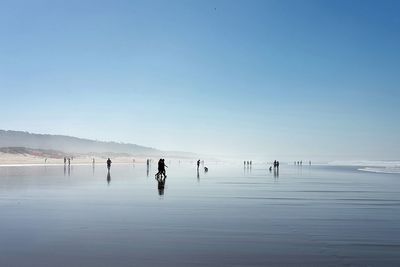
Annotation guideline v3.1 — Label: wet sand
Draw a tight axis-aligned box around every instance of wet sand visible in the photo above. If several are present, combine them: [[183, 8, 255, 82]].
[[0, 163, 399, 267]]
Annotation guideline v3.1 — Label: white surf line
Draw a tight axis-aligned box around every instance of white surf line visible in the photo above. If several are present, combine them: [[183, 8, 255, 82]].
[[0, 162, 141, 167], [358, 167, 400, 174]]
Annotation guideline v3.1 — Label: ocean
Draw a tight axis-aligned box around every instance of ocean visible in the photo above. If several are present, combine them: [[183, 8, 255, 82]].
[[0, 162, 399, 266]]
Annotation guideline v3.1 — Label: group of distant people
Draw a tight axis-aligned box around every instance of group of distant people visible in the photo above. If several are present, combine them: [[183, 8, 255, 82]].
[[156, 159, 167, 178], [244, 161, 252, 167], [269, 160, 280, 171], [63, 157, 72, 166], [294, 160, 312, 165]]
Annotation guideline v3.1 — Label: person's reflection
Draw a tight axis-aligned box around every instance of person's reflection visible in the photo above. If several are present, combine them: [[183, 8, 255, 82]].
[[68, 165, 71, 176], [146, 164, 149, 177], [197, 169, 200, 181], [107, 170, 111, 185], [273, 167, 279, 179], [156, 176, 166, 196], [64, 165, 66, 176], [92, 164, 95, 176]]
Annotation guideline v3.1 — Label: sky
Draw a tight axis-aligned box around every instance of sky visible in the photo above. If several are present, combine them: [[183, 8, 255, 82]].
[[0, 0, 399, 160]]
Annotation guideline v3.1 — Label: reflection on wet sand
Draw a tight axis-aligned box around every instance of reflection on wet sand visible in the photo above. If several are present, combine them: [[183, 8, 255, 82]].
[[274, 168, 279, 179], [156, 176, 166, 196], [107, 170, 111, 185]]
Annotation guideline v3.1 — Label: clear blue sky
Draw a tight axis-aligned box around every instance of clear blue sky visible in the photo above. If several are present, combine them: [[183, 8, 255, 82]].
[[0, 0, 399, 160]]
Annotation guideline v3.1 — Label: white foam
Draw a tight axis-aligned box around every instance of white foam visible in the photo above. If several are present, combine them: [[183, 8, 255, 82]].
[[358, 167, 400, 174], [329, 160, 400, 167], [328, 160, 400, 174]]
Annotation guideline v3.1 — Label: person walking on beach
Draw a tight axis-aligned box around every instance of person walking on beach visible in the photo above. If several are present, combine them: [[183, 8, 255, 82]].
[[64, 157, 66, 165], [156, 159, 168, 178], [68, 158, 71, 166], [197, 159, 201, 170], [107, 158, 112, 170], [157, 159, 162, 178], [161, 159, 167, 178]]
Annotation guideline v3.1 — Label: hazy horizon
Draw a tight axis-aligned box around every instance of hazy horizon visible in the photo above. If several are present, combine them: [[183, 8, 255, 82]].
[[1, 0, 399, 160], [1, 128, 399, 163]]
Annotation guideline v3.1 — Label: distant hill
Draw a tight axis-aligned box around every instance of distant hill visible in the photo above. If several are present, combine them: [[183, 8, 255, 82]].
[[0, 130, 196, 158], [0, 147, 66, 158]]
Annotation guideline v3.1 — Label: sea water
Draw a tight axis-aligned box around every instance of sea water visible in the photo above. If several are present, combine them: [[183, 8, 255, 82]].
[[0, 163, 399, 267]]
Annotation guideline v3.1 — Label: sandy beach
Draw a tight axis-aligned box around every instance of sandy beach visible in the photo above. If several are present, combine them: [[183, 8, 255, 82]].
[[0, 152, 196, 166]]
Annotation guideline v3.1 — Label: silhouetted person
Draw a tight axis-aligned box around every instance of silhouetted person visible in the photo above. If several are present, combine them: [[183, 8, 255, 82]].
[[68, 158, 71, 166], [244, 161, 246, 166], [197, 159, 200, 169], [269, 166, 272, 172], [64, 157, 66, 165], [273, 160, 277, 168], [161, 159, 167, 178], [309, 161, 311, 165], [156, 159, 162, 178], [276, 161, 280, 168], [107, 158, 112, 170], [156, 158, 167, 178]]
